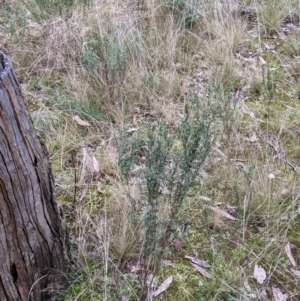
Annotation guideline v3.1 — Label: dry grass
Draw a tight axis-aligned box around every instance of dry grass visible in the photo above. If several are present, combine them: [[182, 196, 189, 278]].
[[2, 0, 300, 300]]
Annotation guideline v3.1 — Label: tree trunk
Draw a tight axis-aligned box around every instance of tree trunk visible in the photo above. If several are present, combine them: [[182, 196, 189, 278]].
[[0, 53, 68, 300]]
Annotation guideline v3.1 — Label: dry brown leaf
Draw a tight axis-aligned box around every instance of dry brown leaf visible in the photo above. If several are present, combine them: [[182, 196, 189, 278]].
[[200, 196, 211, 202], [131, 164, 146, 174], [79, 185, 88, 202], [152, 275, 173, 298], [82, 147, 88, 160], [250, 132, 258, 142], [213, 147, 226, 157], [235, 161, 248, 170], [92, 155, 99, 173], [244, 280, 251, 292], [259, 56, 267, 65], [82, 147, 93, 173], [249, 111, 256, 119], [272, 286, 288, 301], [212, 158, 221, 165], [190, 263, 212, 278], [208, 206, 236, 221], [260, 288, 268, 299], [82, 147, 101, 176], [244, 132, 258, 143], [185, 255, 211, 268], [72, 115, 91, 127], [200, 170, 209, 179], [285, 242, 296, 267], [96, 181, 102, 192], [215, 202, 224, 206], [253, 264, 266, 285], [265, 44, 276, 51], [236, 53, 256, 63], [291, 269, 300, 279], [127, 127, 139, 133]]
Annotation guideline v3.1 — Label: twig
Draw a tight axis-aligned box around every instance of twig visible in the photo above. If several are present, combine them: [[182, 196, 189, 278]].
[[27, 272, 50, 301]]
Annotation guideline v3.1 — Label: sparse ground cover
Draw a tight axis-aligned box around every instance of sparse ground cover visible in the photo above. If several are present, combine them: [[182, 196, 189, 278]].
[[1, 0, 300, 300]]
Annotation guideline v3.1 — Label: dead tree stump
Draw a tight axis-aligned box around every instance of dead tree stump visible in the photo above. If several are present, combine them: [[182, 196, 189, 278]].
[[0, 52, 68, 300]]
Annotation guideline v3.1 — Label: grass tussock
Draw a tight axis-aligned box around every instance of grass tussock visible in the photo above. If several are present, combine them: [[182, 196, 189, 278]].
[[2, 0, 300, 300]]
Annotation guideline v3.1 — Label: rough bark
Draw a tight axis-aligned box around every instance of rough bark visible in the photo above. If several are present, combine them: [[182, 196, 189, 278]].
[[0, 52, 68, 300]]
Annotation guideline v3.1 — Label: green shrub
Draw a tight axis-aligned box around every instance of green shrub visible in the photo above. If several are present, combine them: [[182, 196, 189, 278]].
[[166, 0, 201, 28], [82, 32, 130, 101], [117, 88, 230, 298]]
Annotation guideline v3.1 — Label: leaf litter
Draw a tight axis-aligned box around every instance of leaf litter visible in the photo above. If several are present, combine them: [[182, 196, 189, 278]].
[[72, 115, 91, 127], [207, 206, 236, 221], [190, 263, 212, 279], [285, 241, 296, 267], [152, 275, 173, 298], [272, 286, 288, 301], [184, 255, 211, 268], [253, 264, 266, 285], [185, 255, 212, 278], [291, 269, 300, 279]]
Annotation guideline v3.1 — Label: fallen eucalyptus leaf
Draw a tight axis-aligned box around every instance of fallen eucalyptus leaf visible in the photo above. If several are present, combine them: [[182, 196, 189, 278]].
[[93, 155, 99, 173], [244, 280, 251, 292], [152, 275, 173, 298], [272, 286, 288, 301], [250, 132, 258, 142], [72, 115, 91, 127], [200, 170, 209, 179], [96, 181, 102, 192], [268, 173, 275, 179], [208, 206, 236, 221], [79, 185, 88, 202], [285, 242, 296, 267], [127, 127, 139, 133], [259, 56, 267, 65], [253, 264, 266, 285], [213, 146, 226, 157], [291, 269, 300, 279], [185, 255, 211, 268], [200, 196, 211, 202], [249, 294, 257, 299], [190, 263, 212, 278]]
